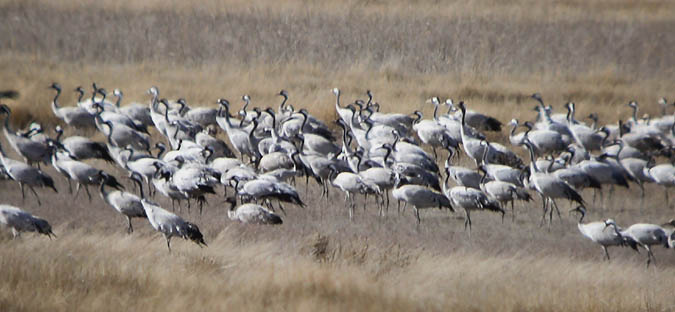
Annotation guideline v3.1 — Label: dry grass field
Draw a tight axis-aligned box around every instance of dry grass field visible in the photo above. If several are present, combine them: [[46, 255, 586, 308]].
[[1, 0, 675, 311]]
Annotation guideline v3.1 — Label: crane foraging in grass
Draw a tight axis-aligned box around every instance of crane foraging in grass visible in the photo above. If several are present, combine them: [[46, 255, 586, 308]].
[[0, 205, 56, 239], [570, 206, 638, 261], [140, 196, 206, 252], [605, 220, 670, 267], [225, 196, 283, 225], [0, 204, 55, 239]]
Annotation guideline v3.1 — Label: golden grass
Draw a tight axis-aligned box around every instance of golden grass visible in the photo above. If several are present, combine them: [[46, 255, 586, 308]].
[[1, 1, 675, 310], [3, 0, 675, 22], [1, 53, 672, 133], [1, 146, 674, 311], [1, 226, 674, 311]]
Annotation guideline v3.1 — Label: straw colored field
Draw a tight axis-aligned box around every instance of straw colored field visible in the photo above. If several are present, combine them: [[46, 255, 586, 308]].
[[1, 0, 674, 311]]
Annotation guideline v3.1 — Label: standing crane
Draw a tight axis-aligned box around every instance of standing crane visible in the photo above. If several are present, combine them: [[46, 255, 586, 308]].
[[605, 220, 670, 267], [0, 141, 57, 205], [50, 83, 95, 128], [140, 196, 206, 252], [99, 172, 147, 233], [570, 206, 637, 260], [1, 104, 51, 167]]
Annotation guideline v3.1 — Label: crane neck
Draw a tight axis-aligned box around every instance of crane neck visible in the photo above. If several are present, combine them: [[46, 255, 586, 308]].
[[52, 87, 61, 109], [526, 143, 539, 173]]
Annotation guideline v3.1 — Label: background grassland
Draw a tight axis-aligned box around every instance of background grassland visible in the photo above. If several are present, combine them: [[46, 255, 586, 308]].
[[1, 0, 674, 311]]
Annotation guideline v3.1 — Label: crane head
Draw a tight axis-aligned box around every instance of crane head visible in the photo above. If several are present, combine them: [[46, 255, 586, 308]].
[[531, 93, 543, 105], [332, 88, 340, 96], [33, 217, 56, 239], [49, 82, 61, 91], [569, 205, 586, 217], [184, 221, 207, 247]]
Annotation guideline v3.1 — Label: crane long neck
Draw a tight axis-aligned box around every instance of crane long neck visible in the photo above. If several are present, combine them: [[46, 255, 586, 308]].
[[104, 123, 114, 145], [527, 143, 539, 173], [52, 88, 61, 109], [442, 168, 450, 196], [151, 92, 159, 112], [509, 122, 518, 137], [433, 103, 439, 121], [481, 143, 489, 165], [300, 112, 308, 133], [163, 102, 170, 122], [383, 146, 392, 165], [334, 92, 341, 110], [2, 110, 12, 133], [479, 168, 487, 185], [280, 95, 288, 112], [115, 93, 122, 108], [0, 142, 8, 164], [133, 178, 145, 199], [99, 179, 110, 199]]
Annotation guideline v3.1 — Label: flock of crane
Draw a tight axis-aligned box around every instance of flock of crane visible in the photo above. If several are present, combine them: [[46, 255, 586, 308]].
[[0, 84, 673, 263]]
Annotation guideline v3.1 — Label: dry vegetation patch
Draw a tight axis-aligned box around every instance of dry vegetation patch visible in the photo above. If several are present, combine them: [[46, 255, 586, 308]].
[[1, 0, 675, 311]]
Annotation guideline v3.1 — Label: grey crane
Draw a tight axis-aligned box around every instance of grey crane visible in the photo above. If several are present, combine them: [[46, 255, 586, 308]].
[[570, 206, 637, 261], [0, 141, 57, 205], [0, 204, 55, 239], [1, 104, 51, 167], [99, 172, 147, 233], [141, 197, 206, 252], [49, 83, 95, 128], [225, 196, 282, 225], [605, 220, 670, 267]]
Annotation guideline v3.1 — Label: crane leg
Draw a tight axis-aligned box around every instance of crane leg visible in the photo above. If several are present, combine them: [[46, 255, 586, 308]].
[[19, 182, 26, 201], [28, 186, 42, 206], [665, 187, 669, 206], [67, 179, 72, 194], [277, 202, 286, 216], [646, 246, 655, 268], [550, 199, 562, 222], [84, 185, 92, 202], [464, 209, 471, 232], [602, 246, 610, 261], [166, 236, 172, 253], [639, 183, 645, 211], [74, 183, 82, 199], [510, 200, 516, 222], [539, 196, 548, 227], [414, 206, 420, 225], [348, 194, 354, 220], [127, 217, 133, 234]]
